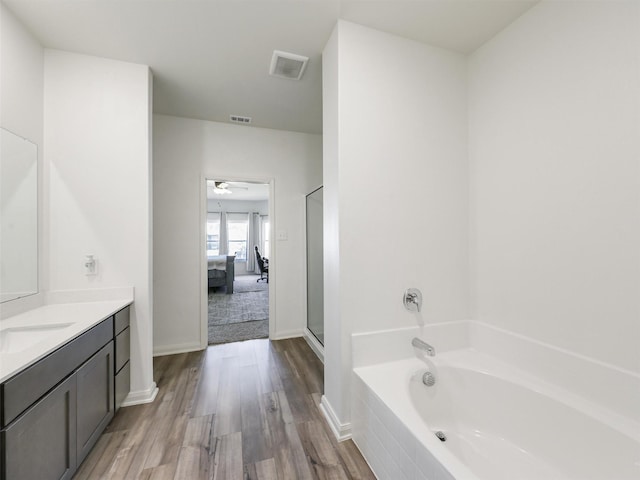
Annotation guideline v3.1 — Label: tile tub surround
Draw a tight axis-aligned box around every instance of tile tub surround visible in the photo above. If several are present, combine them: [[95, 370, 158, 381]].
[[352, 370, 458, 480], [0, 294, 133, 382]]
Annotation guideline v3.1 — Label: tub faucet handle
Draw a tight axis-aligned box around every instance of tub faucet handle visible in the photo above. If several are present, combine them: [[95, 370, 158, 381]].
[[403, 288, 422, 313]]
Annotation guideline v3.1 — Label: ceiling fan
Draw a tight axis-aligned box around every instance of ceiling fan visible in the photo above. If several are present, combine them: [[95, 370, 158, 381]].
[[212, 181, 249, 195]]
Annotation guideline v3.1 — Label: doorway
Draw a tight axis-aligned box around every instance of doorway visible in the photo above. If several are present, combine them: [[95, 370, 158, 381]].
[[204, 179, 272, 344]]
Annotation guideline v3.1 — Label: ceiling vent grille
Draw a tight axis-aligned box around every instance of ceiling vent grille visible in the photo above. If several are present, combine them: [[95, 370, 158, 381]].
[[230, 115, 252, 124], [269, 50, 308, 80]]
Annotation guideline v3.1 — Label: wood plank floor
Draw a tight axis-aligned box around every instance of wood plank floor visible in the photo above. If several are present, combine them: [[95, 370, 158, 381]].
[[73, 338, 375, 480]]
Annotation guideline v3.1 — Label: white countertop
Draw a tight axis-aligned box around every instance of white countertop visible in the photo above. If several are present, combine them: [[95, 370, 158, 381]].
[[0, 299, 132, 383]]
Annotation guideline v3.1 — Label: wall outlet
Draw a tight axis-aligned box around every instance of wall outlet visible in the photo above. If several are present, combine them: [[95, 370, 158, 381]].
[[277, 230, 288, 241]]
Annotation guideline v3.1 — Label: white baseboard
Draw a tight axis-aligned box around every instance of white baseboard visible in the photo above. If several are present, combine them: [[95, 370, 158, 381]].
[[122, 382, 159, 407], [153, 342, 203, 357], [303, 328, 324, 364], [272, 329, 304, 340], [320, 395, 352, 442]]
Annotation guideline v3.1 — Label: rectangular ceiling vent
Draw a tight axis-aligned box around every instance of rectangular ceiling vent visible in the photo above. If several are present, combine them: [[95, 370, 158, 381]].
[[269, 50, 308, 80], [230, 115, 252, 124]]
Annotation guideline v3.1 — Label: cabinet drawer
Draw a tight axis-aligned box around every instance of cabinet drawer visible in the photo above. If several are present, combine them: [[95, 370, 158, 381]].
[[115, 327, 130, 373], [1, 317, 113, 427], [2, 374, 77, 480], [115, 361, 130, 412], [114, 306, 130, 335]]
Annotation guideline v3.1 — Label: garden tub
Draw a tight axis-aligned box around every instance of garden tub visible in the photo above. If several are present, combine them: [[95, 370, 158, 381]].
[[352, 348, 640, 480]]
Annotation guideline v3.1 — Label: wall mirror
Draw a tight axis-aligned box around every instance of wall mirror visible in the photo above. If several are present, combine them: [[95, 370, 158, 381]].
[[1, 127, 38, 303]]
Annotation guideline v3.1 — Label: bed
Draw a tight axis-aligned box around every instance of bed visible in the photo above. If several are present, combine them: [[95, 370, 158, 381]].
[[207, 255, 235, 293]]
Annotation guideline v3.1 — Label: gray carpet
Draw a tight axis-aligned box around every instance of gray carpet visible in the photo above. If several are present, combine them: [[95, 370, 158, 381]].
[[208, 275, 269, 344], [233, 275, 269, 293], [209, 320, 269, 344]]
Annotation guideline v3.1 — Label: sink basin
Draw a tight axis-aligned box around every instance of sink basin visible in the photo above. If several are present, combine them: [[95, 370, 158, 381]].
[[0, 323, 74, 354]]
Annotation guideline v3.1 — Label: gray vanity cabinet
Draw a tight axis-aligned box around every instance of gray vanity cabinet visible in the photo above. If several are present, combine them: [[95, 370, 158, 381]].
[[2, 374, 77, 480], [76, 341, 114, 466], [0, 311, 127, 480]]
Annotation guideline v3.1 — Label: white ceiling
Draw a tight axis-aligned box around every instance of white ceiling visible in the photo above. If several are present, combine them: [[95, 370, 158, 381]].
[[4, 0, 538, 135]]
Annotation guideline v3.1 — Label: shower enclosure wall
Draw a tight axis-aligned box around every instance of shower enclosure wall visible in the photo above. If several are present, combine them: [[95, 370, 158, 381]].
[[306, 187, 324, 345]]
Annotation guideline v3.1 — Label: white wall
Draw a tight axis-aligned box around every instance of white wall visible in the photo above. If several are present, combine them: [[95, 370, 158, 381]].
[[469, 0, 640, 374], [44, 50, 155, 398], [0, 3, 43, 153], [0, 3, 45, 317], [323, 21, 469, 428], [322, 24, 346, 435], [324, 2, 639, 440], [153, 114, 322, 353]]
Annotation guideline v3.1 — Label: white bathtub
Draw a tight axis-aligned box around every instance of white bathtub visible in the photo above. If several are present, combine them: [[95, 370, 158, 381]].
[[352, 348, 640, 480]]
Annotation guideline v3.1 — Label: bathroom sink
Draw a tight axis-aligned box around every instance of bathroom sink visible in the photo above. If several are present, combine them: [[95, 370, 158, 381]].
[[0, 323, 74, 354]]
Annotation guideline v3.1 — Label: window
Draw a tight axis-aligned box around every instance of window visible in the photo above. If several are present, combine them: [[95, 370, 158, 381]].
[[261, 215, 270, 259], [206, 212, 221, 256], [227, 213, 249, 261]]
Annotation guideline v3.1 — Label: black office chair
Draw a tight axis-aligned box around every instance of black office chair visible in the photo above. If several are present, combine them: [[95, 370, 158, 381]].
[[255, 246, 269, 283]]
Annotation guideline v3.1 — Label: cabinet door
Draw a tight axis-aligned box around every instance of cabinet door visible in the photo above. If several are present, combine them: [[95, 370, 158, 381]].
[[76, 341, 114, 466], [2, 374, 77, 480]]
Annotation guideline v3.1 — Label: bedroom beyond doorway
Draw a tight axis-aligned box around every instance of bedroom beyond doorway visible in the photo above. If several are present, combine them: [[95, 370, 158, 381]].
[[208, 274, 268, 343], [205, 179, 271, 344]]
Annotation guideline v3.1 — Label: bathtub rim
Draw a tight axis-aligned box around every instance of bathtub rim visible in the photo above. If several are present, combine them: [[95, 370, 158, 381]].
[[352, 320, 640, 424]]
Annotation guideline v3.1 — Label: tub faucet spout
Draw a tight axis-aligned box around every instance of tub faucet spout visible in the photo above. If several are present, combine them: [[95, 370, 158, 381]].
[[412, 337, 436, 356]]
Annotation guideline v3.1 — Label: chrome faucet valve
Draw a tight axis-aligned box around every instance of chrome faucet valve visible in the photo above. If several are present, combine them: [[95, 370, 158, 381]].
[[403, 288, 422, 313]]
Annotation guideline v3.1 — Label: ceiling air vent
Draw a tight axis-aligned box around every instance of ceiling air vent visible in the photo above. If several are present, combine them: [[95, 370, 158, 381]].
[[230, 115, 252, 125], [269, 50, 308, 80]]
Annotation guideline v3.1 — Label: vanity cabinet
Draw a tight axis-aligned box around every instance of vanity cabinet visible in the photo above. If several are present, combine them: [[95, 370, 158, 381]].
[[1, 318, 112, 427], [0, 311, 126, 480]]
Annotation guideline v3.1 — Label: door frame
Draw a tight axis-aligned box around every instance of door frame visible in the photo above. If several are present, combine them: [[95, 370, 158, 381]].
[[200, 175, 276, 348]]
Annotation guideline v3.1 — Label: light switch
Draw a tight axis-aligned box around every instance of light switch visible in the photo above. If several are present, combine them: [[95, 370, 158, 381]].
[[277, 230, 288, 241], [84, 254, 98, 275]]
